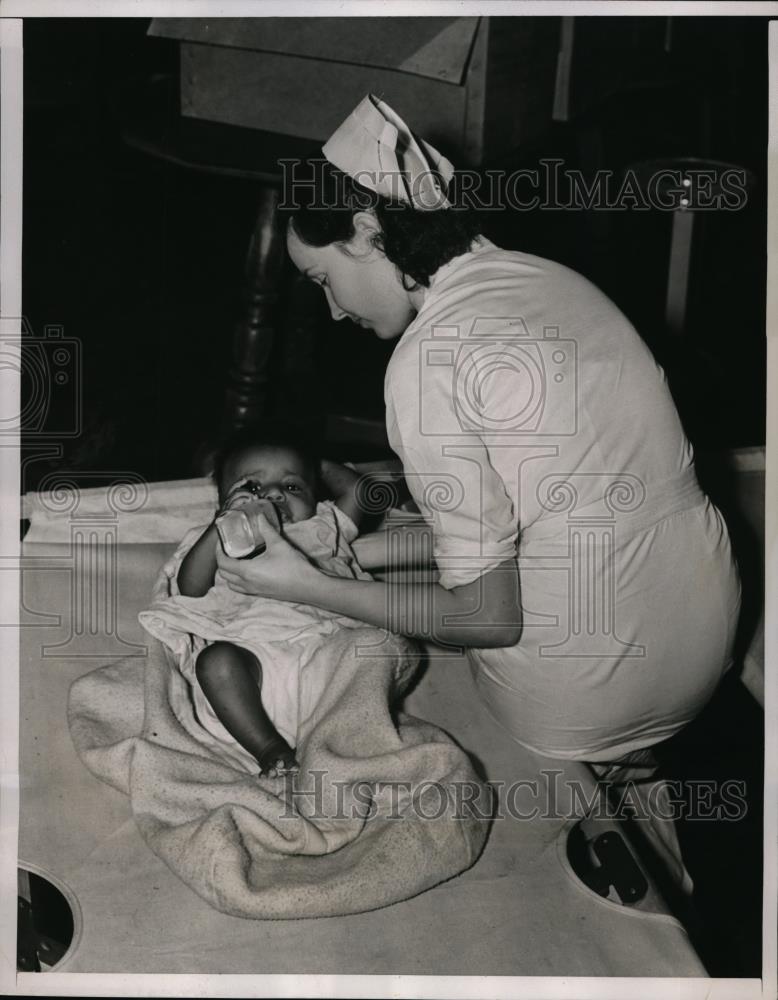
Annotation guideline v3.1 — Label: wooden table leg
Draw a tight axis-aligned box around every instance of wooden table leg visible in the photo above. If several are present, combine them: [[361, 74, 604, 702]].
[[222, 183, 285, 433], [270, 270, 326, 430]]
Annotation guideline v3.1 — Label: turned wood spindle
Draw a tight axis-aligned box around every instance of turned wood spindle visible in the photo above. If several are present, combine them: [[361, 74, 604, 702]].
[[223, 185, 286, 433]]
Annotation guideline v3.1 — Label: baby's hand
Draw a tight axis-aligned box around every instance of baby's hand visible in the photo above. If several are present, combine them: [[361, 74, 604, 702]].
[[216, 500, 280, 559], [221, 480, 261, 512], [216, 508, 320, 603]]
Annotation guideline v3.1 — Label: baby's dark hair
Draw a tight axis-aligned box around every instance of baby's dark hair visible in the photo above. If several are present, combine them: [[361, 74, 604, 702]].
[[212, 421, 321, 502]]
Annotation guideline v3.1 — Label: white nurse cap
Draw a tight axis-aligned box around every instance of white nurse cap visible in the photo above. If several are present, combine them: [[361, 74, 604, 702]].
[[322, 94, 454, 210]]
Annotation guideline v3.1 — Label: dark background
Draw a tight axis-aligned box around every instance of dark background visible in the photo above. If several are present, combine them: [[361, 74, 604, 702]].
[[20, 15, 769, 978], [21, 16, 768, 488]]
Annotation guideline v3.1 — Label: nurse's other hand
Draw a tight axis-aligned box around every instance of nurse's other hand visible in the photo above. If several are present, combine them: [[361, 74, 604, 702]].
[[215, 509, 320, 603]]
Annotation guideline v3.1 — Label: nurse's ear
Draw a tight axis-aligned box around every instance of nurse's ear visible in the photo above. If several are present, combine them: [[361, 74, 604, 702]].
[[347, 210, 383, 258]]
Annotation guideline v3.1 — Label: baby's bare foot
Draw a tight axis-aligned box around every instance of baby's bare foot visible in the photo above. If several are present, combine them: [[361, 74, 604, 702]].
[[257, 737, 299, 778]]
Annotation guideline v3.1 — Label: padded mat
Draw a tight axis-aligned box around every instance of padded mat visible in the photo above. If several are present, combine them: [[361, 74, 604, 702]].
[[18, 530, 705, 975]]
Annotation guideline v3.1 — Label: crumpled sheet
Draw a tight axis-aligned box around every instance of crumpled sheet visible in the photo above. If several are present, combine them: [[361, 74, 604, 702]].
[[137, 506, 379, 760], [67, 627, 491, 920]]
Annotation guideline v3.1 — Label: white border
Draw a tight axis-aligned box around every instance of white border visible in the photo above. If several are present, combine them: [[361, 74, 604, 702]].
[[0, 16, 23, 1000], [2, 1, 778, 16], [10, 973, 768, 998], [1, 3, 775, 998], [762, 21, 778, 1000]]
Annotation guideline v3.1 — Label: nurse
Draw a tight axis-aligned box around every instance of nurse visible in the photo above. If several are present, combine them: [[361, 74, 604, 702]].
[[217, 95, 740, 775]]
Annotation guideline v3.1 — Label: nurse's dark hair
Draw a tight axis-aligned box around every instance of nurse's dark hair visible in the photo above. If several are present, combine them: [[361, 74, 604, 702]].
[[283, 160, 481, 288], [212, 421, 321, 502]]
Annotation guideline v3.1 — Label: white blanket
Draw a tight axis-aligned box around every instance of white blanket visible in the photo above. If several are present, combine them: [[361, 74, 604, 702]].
[[138, 501, 376, 759], [68, 627, 492, 919]]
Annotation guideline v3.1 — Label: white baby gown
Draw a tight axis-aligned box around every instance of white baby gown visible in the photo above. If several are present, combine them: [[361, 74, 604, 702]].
[[139, 501, 373, 766]]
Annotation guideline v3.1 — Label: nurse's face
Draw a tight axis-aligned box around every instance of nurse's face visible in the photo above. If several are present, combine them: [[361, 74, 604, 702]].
[[286, 213, 418, 340]]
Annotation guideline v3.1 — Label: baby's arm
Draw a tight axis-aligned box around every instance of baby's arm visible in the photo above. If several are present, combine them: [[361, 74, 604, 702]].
[[320, 459, 412, 532], [319, 459, 365, 529], [178, 522, 220, 597]]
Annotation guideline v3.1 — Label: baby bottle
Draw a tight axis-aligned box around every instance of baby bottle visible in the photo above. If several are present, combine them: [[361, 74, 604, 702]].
[[215, 483, 281, 558]]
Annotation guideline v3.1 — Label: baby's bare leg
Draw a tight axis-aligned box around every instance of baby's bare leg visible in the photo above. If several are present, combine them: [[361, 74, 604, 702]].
[[195, 642, 299, 776]]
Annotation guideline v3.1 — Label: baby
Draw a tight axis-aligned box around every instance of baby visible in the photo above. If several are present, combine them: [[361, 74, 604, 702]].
[[139, 425, 372, 777]]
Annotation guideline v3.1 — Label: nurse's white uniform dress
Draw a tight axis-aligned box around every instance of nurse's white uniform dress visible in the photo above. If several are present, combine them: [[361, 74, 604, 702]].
[[385, 238, 741, 764]]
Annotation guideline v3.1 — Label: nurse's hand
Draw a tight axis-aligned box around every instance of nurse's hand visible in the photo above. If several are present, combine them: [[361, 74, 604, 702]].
[[215, 508, 321, 603]]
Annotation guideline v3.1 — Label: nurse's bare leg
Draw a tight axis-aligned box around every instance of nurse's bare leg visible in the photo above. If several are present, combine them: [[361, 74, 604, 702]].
[[195, 641, 299, 777]]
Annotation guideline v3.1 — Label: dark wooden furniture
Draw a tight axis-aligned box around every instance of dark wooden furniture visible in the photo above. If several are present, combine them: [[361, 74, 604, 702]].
[[139, 16, 566, 452], [121, 75, 320, 441], [136, 17, 734, 446], [149, 17, 561, 167]]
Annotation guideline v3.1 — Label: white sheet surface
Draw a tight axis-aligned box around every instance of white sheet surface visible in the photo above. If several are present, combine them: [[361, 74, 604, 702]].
[[18, 529, 705, 975]]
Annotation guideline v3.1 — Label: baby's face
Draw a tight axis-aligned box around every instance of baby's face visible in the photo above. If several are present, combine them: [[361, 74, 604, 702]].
[[221, 445, 317, 525]]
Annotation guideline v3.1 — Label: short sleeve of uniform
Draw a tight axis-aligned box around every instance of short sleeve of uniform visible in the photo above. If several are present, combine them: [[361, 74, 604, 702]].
[[386, 347, 518, 590]]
